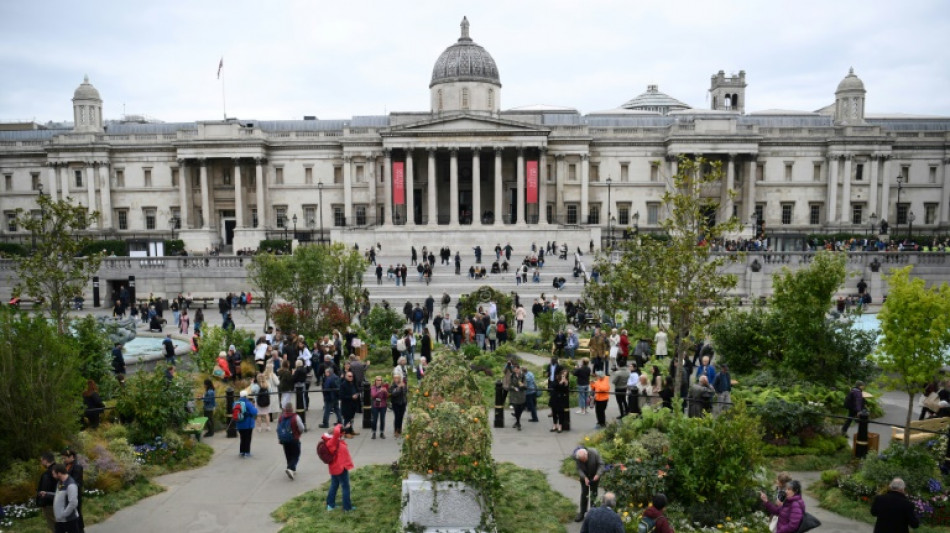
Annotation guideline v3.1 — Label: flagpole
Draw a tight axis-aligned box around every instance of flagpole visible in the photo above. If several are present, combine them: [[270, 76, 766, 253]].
[[220, 58, 227, 120]]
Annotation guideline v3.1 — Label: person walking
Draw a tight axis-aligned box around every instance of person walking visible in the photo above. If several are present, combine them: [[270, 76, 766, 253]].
[[277, 402, 305, 480], [52, 464, 81, 533], [323, 424, 356, 512], [202, 379, 216, 437], [871, 478, 920, 533], [234, 390, 259, 457], [370, 376, 389, 439], [580, 491, 624, 533], [508, 364, 527, 430], [842, 380, 866, 434], [573, 447, 605, 523], [524, 367, 539, 422], [36, 452, 57, 531]]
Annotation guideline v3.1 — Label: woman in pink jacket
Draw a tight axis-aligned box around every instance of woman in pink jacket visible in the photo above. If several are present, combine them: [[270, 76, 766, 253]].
[[323, 424, 355, 512]]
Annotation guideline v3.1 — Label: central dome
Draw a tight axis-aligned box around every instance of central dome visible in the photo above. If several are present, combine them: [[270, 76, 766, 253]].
[[430, 17, 501, 88]]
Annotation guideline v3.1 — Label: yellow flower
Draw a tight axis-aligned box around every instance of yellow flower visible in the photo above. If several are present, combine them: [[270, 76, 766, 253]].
[[717, 525, 723, 529], [585, 437, 590, 441], [726, 517, 732, 521]]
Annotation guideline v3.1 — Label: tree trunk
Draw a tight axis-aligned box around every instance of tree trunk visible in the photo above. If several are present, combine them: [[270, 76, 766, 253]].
[[905, 392, 916, 448]]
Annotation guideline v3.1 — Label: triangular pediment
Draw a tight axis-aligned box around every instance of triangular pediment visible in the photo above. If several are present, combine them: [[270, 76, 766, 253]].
[[387, 114, 548, 135]]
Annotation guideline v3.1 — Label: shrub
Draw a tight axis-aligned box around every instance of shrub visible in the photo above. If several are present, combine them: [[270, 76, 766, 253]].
[[535, 310, 567, 343], [115, 366, 192, 444], [494, 343, 517, 359], [821, 469, 841, 485], [0, 460, 41, 505], [79, 239, 127, 257], [315, 302, 350, 336], [364, 305, 404, 343], [860, 441, 940, 494], [460, 342, 482, 360], [270, 303, 316, 337], [749, 397, 824, 441], [457, 287, 513, 322], [164, 239, 185, 255], [72, 314, 116, 397], [259, 239, 291, 254], [0, 242, 27, 257], [194, 325, 254, 375]]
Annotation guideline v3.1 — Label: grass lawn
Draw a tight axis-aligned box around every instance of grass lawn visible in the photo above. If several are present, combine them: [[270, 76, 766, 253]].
[[272, 462, 575, 533], [810, 482, 950, 533]]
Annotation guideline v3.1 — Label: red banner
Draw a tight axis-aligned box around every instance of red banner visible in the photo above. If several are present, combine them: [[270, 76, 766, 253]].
[[392, 161, 405, 205], [526, 160, 538, 204]]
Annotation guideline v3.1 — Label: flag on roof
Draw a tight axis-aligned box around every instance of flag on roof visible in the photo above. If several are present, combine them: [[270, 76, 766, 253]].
[[217, 58, 223, 79]]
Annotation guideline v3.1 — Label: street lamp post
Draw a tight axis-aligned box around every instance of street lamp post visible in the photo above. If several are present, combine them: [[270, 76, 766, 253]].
[[32, 183, 45, 251], [908, 211, 916, 243], [170, 215, 179, 241], [633, 210, 640, 238], [292, 214, 298, 241], [317, 182, 325, 245], [895, 175, 904, 240], [869, 212, 878, 244], [606, 177, 612, 249]]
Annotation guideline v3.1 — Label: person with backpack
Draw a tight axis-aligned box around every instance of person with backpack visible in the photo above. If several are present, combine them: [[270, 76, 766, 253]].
[[760, 480, 807, 533], [277, 402, 305, 480], [162, 334, 176, 365], [842, 381, 866, 435], [255, 373, 273, 432], [639, 493, 675, 533], [234, 390, 259, 457], [321, 423, 355, 512], [580, 491, 624, 533]]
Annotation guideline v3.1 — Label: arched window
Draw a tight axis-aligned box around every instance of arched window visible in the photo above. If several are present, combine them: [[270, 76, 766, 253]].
[[732, 93, 739, 110], [462, 88, 470, 110], [724, 95, 731, 108]]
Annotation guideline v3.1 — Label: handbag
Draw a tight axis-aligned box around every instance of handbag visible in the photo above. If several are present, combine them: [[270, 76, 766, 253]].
[[796, 512, 821, 533]]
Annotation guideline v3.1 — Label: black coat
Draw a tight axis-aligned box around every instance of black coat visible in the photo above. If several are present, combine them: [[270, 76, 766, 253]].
[[871, 490, 919, 533]]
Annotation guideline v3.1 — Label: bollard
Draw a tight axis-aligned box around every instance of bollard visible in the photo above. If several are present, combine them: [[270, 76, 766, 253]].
[[854, 409, 870, 458], [225, 387, 237, 438], [494, 380, 505, 428], [362, 380, 373, 429], [92, 276, 100, 308], [562, 403, 571, 432]]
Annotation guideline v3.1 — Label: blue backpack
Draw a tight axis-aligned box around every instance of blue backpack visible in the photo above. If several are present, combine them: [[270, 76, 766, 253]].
[[277, 414, 295, 444]]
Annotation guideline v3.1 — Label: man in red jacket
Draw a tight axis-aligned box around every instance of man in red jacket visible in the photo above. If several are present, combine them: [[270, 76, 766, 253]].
[[641, 493, 675, 533], [323, 423, 355, 512]]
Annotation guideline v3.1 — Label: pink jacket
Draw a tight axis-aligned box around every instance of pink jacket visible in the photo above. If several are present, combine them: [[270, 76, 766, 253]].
[[764, 494, 805, 533]]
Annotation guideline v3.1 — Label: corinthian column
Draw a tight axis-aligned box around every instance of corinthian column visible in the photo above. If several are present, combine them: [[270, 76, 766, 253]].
[[200, 159, 210, 229], [450, 148, 459, 225], [494, 147, 503, 224], [405, 150, 415, 226], [538, 149, 548, 224], [516, 149, 525, 225], [233, 159, 244, 228], [255, 158, 265, 228], [472, 148, 481, 225], [427, 148, 437, 226]]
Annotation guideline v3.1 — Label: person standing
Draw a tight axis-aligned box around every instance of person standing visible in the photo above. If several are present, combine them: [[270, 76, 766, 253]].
[[61, 449, 84, 532], [277, 402, 305, 480], [550, 369, 570, 433], [640, 493, 676, 533], [340, 371, 360, 437], [202, 379, 216, 437], [760, 480, 805, 533], [370, 376, 389, 439], [712, 364, 732, 415], [573, 358, 591, 415], [319, 366, 343, 428], [573, 447, 605, 523], [323, 424, 356, 512], [111, 343, 126, 376], [611, 363, 630, 419], [390, 373, 408, 438], [654, 327, 668, 359], [509, 364, 526, 430], [524, 367, 539, 422], [234, 390, 259, 457], [590, 371, 611, 429], [82, 380, 105, 429], [580, 491, 624, 533], [515, 304, 526, 333], [871, 477, 920, 533], [52, 464, 81, 533], [842, 381, 866, 434], [162, 334, 176, 366], [36, 452, 57, 531]]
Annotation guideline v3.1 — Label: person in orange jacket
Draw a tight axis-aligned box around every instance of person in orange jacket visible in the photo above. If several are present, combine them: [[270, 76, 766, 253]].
[[322, 423, 355, 512], [590, 371, 611, 429]]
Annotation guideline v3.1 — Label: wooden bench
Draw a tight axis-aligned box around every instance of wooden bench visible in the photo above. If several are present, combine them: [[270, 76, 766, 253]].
[[183, 416, 209, 442], [550, 337, 591, 358], [891, 417, 950, 445]]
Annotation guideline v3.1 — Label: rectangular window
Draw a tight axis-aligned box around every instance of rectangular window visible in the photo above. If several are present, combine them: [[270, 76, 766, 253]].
[[566, 204, 578, 225], [930, 166, 938, 184], [855, 164, 864, 181], [809, 204, 821, 225], [171, 207, 181, 229], [172, 168, 179, 188], [569, 164, 577, 181], [116, 209, 128, 230], [305, 166, 313, 185], [620, 163, 629, 182], [781, 203, 793, 225], [380, 165, 384, 183], [31, 173, 40, 190], [590, 164, 599, 183], [304, 206, 316, 228], [333, 206, 345, 227], [3, 174, 11, 191], [546, 165, 553, 182], [356, 165, 365, 184], [75, 169, 83, 188], [589, 204, 600, 225], [926, 203, 938, 224], [545, 204, 553, 224], [813, 162, 822, 182], [756, 164, 764, 182], [647, 202, 660, 225], [897, 204, 908, 225], [252, 208, 258, 229], [754, 204, 765, 223], [784, 162, 793, 182], [116, 168, 125, 188], [356, 205, 367, 226], [144, 168, 152, 188], [901, 165, 910, 182], [650, 163, 659, 182], [275, 206, 287, 228], [275, 167, 284, 185], [852, 204, 863, 225], [144, 208, 156, 230], [334, 166, 342, 184], [6, 212, 17, 232], [618, 206, 629, 226]]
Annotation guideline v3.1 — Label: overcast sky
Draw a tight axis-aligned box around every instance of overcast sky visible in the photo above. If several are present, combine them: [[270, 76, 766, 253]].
[[1, 0, 948, 123]]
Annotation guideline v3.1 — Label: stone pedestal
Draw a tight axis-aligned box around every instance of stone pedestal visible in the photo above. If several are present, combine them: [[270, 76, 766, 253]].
[[868, 271, 884, 302], [232, 228, 267, 253], [748, 268, 765, 302], [400, 473, 487, 532], [179, 229, 218, 255]]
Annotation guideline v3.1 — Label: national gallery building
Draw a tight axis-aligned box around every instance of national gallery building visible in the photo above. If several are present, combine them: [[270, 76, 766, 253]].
[[1, 18, 949, 253]]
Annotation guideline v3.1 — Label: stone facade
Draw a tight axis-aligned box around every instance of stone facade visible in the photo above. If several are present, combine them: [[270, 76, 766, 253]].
[[1, 18, 949, 254]]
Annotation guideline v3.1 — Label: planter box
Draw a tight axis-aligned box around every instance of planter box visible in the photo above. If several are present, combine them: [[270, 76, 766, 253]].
[[401, 473, 489, 532]]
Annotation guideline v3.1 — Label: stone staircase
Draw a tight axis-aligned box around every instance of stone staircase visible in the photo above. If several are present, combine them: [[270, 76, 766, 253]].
[[361, 251, 591, 309]]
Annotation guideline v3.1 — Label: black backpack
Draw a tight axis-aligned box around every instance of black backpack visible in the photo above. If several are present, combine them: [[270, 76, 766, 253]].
[[258, 386, 270, 407]]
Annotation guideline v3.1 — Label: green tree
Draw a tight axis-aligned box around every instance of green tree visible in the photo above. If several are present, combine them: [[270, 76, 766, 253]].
[[115, 365, 193, 444], [15, 195, 103, 334], [72, 314, 117, 398], [873, 266, 950, 446], [363, 305, 404, 342], [247, 252, 290, 332], [325, 243, 368, 321], [0, 308, 84, 468]]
